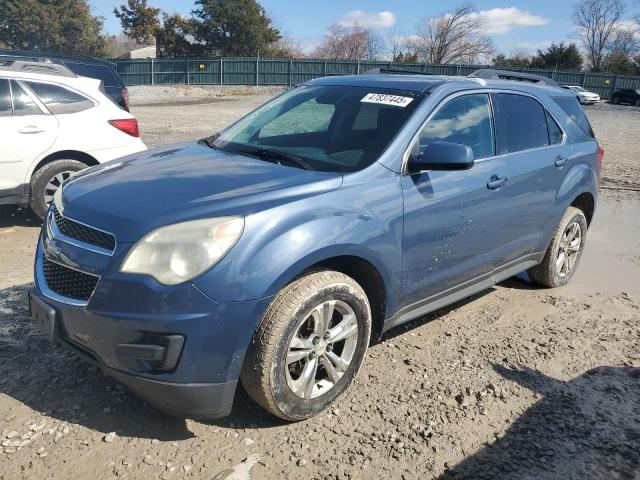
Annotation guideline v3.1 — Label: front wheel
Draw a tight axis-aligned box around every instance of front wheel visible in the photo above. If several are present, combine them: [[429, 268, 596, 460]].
[[29, 159, 88, 219], [528, 206, 588, 288], [612, 96, 620, 105], [635, 99, 640, 107], [241, 270, 371, 421]]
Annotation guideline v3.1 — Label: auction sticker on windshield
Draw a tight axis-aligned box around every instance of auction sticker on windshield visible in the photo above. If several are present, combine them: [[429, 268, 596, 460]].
[[361, 93, 414, 107]]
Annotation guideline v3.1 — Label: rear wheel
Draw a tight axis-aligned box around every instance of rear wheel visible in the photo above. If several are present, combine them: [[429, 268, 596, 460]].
[[29, 159, 88, 219], [241, 270, 371, 421], [528, 206, 587, 288], [635, 99, 640, 107]]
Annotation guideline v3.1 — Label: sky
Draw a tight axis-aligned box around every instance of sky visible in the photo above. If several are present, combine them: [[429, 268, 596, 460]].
[[93, 0, 601, 55]]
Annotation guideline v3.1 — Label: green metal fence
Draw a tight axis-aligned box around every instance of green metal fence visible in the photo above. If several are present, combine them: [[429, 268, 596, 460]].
[[113, 57, 640, 99]]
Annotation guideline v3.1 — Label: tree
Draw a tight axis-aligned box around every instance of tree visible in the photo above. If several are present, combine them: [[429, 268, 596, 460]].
[[312, 24, 384, 60], [0, 0, 107, 56], [572, 0, 626, 71], [492, 50, 532, 69], [270, 30, 304, 58], [192, 0, 281, 56], [157, 14, 199, 57], [530, 42, 584, 70], [407, 2, 495, 64], [602, 50, 637, 72], [113, 0, 160, 45]]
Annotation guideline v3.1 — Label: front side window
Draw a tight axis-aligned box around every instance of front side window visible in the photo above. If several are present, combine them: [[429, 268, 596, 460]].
[[212, 85, 423, 172], [417, 93, 494, 160], [0, 79, 11, 116], [493, 93, 549, 154], [10, 81, 42, 116]]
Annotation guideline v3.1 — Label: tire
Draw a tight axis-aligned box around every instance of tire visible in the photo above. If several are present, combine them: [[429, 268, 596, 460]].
[[29, 159, 88, 219], [635, 99, 640, 107], [241, 270, 372, 421], [528, 206, 588, 288], [612, 96, 620, 105]]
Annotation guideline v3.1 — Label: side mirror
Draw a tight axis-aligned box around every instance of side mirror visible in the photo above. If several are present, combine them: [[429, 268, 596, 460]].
[[408, 141, 475, 172]]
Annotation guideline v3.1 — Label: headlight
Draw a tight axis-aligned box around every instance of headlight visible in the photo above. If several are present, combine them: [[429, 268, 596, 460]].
[[121, 217, 244, 285]]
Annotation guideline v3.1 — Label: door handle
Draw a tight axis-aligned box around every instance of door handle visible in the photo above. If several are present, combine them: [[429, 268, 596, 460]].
[[18, 126, 45, 134], [487, 175, 507, 190], [555, 156, 568, 167]]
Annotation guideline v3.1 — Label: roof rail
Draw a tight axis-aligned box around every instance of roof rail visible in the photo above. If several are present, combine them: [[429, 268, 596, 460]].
[[0, 59, 76, 78], [469, 68, 559, 87], [365, 67, 436, 76]]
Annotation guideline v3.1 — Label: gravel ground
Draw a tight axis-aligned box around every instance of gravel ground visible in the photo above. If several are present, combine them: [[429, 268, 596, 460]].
[[0, 95, 638, 480]]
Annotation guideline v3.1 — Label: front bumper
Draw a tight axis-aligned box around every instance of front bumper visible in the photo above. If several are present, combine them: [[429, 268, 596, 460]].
[[32, 235, 271, 418]]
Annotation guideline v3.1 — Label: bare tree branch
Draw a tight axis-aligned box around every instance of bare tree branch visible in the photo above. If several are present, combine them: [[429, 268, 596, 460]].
[[572, 0, 626, 70], [312, 24, 384, 61], [407, 2, 495, 65]]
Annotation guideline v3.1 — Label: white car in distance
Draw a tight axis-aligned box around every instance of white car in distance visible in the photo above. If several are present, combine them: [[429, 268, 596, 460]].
[[0, 60, 146, 218], [561, 85, 601, 105]]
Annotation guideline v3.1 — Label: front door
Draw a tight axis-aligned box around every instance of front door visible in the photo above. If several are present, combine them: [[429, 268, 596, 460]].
[[401, 92, 511, 309]]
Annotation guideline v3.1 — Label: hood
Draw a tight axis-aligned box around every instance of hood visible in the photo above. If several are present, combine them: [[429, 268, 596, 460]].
[[60, 141, 342, 242]]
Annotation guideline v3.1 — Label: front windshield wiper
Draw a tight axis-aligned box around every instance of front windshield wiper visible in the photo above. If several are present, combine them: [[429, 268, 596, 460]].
[[201, 136, 219, 149], [235, 146, 314, 171]]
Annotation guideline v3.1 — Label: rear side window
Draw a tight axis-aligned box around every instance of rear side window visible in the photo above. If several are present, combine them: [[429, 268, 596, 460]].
[[25, 82, 94, 114], [552, 96, 595, 138], [11, 81, 42, 116], [493, 93, 549, 154], [65, 62, 120, 87], [418, 93, 494, 159], [0, 79, 11, 116]]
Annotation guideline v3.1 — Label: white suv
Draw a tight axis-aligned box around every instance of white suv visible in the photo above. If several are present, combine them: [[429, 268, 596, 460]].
[[0, 60, 146, 218]]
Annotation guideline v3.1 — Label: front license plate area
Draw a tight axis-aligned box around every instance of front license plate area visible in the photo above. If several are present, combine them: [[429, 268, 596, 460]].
[[28, 291, 58, 343]]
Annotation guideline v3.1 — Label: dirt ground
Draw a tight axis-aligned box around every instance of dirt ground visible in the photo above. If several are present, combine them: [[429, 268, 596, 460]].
[[0, 96, 639, 480]]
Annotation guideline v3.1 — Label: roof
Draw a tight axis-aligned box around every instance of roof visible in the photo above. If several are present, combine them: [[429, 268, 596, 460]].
[[308, 73, 574, 97], [0, 49, 113, 66], [308, 74, 476, 93]]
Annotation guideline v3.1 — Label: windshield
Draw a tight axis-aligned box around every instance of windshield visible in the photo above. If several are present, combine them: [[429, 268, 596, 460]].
[[211, 85, 424, 172]]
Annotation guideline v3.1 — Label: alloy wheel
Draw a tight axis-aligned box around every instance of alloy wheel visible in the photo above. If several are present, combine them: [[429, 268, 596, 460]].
[[44, 170, 74, 204], [556, 221, 582, 278], [285, 300, 359, 399]]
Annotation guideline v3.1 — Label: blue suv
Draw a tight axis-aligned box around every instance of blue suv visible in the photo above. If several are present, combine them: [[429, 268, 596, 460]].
[[29, 71, 600, 421]]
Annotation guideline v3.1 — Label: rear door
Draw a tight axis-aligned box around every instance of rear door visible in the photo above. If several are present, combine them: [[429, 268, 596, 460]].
[[490, 92, 570, 262], [0, 79, 58, 192]]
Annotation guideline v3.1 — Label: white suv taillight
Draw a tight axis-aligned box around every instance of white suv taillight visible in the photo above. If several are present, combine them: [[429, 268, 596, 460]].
[[109, 119, 139, 137]]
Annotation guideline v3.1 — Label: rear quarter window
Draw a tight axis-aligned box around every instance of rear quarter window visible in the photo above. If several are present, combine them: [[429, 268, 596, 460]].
[[552, 96, 594, 138], [25, 81, 94, 115]]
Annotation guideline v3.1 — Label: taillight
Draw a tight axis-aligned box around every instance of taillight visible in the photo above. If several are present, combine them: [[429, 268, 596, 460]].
[[121, 88, 129, 111], [597, 145, 604, 169], [109, 118, 139, 137]]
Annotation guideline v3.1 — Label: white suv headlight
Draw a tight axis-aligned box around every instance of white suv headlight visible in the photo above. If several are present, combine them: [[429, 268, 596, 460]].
[[121, 217, 244, 285]]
